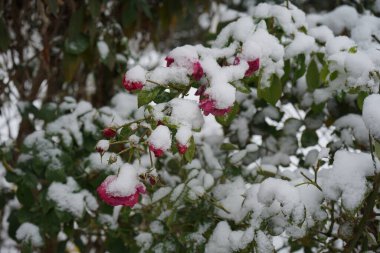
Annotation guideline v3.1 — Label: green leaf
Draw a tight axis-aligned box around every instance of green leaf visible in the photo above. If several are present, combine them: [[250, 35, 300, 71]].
[[301, 129, 319, 147], [215, 102, 240, 126], [16, 185, 34, 208], [306, 59, 320, 91], [64, 34, 89, 55], [88, 0, 101, 18], [68, 7, 85, 37], [374, 140, 380, 161], [63, 53, 81, 82], [319, 63, 329, 83], [348, 46, 357, 53], [257, 74, 282, 106], [357, 91, 368, 111], [294, 54, 306, 79], [221, 143, 238, 151], [0, 18, 10, 51], [185, 137, 196, 163], [329, 70, 339, 81], [45, 167, 66, 182], [137, 87, 161, 107]]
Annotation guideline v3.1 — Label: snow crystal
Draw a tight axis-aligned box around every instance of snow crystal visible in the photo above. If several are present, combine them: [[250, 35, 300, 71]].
[[16, 222, 43, 247], [363, 94, 380, 141]]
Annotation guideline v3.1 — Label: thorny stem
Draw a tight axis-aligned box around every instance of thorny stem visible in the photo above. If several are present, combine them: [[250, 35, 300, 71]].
[[300, 171, 323, 191], [344, 133, 380, 252]]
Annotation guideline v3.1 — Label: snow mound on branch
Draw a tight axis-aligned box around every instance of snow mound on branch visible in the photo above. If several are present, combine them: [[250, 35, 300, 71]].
[[16, 223, 43, 247], [107, 164, 140, 197], [320, 151, 377, 210], [47, 177, 98, 218], [363, 94, 380, 141]]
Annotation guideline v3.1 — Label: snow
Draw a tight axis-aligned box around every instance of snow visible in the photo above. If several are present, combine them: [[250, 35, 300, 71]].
[[148, 125, 172, 151], [135, 232, 153, 251], [169, 98, 204, 129], [107, 164, 140, 196], [87, 152, 123, 172], [96, 139, 110, 152], [308, 26, 334, 44], [326, 36, 355, 55], [97, 41, 109, 60], [152, 187, 172, 203], [363, 94, 380, 141], [285, 32, 316, 58], [125, 65, 147, 83], [47, 177, 98, 218], [334, 114, 369, 146], [16, 222, 43, 247], [175, 126, 192, 145], [320, 151, 377, 210]]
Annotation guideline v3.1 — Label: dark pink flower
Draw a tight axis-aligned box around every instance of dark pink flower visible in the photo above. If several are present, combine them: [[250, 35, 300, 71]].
[[177, 143, 188, 155], [195, 85, 206, 97], [102, 128, 117, 138], [165, 56, 174, 67], [149, 144, 165, 157], [97, 176, 146, 207], [192, 61, 204, 81], [122, 75, 144, 91], [245, 58, 260, 77], [199, 97, 231, 116]]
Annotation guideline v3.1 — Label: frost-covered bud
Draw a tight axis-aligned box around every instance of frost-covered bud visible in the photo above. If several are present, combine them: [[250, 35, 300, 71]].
[[177, 144, 188, 155], [108, 153, 118, 165], [96, 140, 109, 154], [245, 58, 260, 77], [192, 61, 204, 80], [148, 125, 172, 157], [165, 56, 174, 67], [102, 127, 117, 138], [148, 175, 157, 186], [176, 126, 192, 155], [122, 65, 146, 91], [149, 145, 165, 157], [199, 97, 231, 116], [97, 164, 146, 207]]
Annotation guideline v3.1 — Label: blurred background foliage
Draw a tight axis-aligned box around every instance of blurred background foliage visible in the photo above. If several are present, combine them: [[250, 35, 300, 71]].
[[0, 0, 379, 146]]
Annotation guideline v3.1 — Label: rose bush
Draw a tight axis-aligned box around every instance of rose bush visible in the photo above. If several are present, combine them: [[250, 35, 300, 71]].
[[1, 2, 380, 252]]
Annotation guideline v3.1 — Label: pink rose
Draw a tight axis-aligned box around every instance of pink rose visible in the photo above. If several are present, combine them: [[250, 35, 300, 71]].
[[97, 176, 146, 207]]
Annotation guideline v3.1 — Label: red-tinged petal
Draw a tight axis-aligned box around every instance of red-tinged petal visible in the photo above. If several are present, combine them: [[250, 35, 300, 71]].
[[195, 85, 206, 97], [192, 61, 204, 81], [165, 56, 174, 67], [177, 143, 188, 155], [244, 58, 260, 77], [103, 128, 117, 138], [122, 75, 144, 91], [149, 144, 164, 157]]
